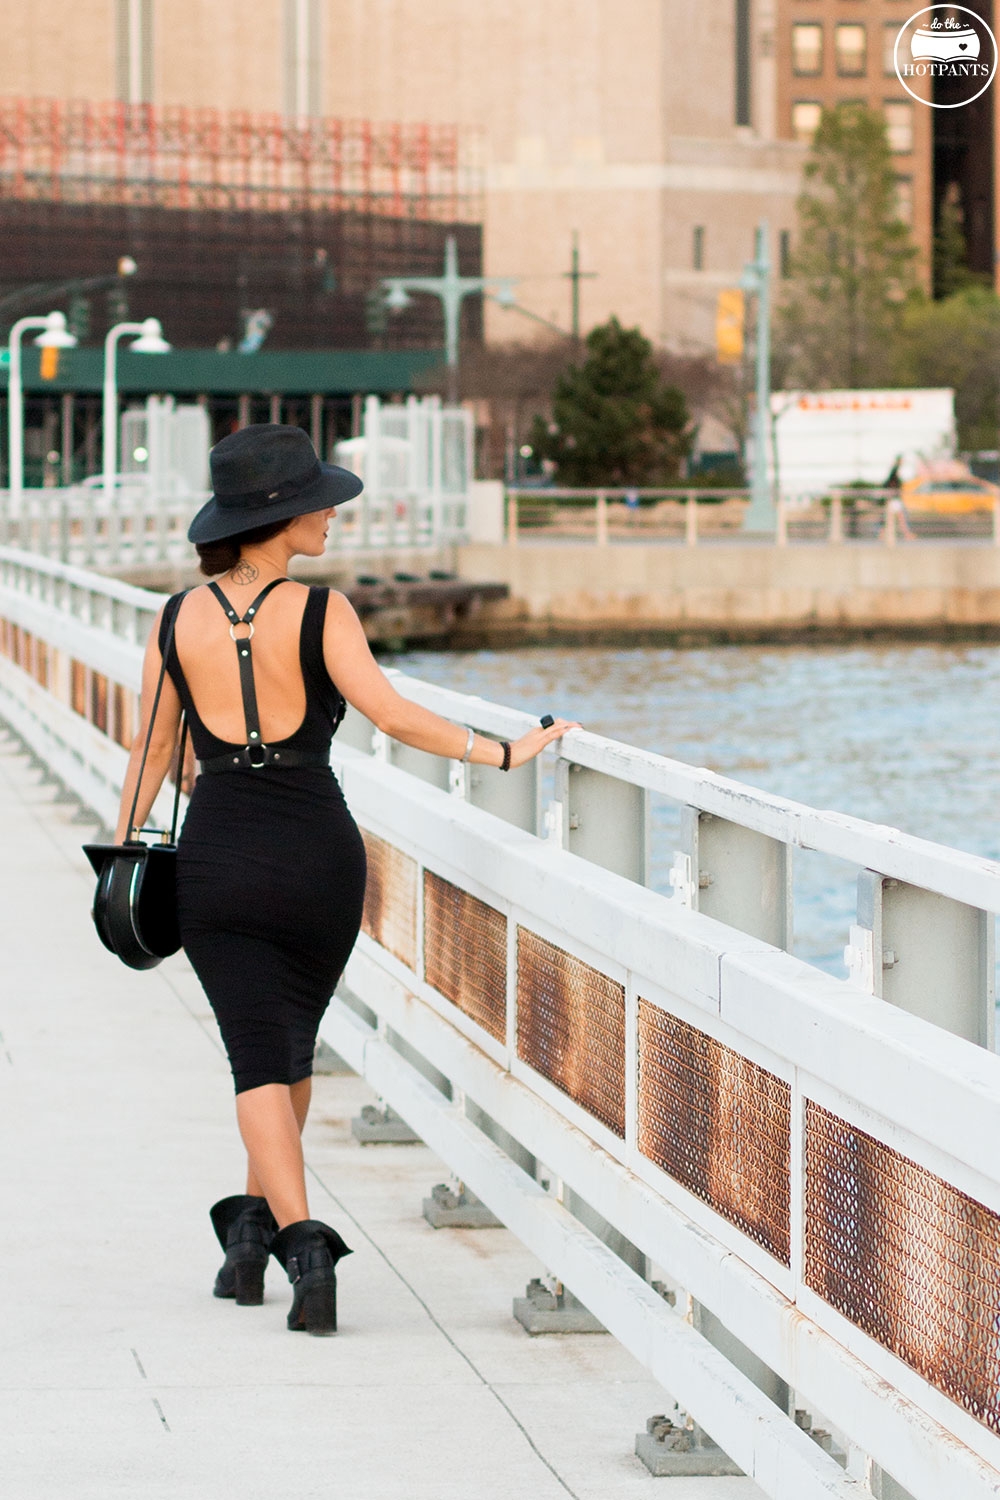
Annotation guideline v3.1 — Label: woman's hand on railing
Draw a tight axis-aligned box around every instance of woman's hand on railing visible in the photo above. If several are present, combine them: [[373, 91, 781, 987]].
[[507, 717, 581, 769]]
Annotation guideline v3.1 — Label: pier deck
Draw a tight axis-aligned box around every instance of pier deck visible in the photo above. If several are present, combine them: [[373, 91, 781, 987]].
[[0, 728, 762, 1500]]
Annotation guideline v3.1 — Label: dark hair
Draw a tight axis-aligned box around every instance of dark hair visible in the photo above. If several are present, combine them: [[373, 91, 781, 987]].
[[195, 517, 291, 577]]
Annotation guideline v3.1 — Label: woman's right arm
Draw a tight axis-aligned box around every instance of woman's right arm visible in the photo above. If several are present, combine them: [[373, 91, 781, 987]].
[[323, 592, 578, 769], [112, 607, 184, 842]]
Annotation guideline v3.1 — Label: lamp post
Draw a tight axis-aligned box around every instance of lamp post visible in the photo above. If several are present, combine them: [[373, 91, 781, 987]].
[[7, 311, 78, 519], [102, 318, 171, 503], [740, 221, 775, 534], [381, 235, 516, 404]]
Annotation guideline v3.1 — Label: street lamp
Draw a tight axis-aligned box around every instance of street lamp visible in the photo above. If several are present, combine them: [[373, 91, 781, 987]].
[[740, 221, 775, 534], [103, 318, 171, 503], [381, 235, 516, 404], [7, 311, 78, 519]]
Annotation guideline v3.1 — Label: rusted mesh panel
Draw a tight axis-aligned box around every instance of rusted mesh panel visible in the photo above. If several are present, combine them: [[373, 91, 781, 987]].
[[360, 830, 417, 970], [637, 1002, 791, 1265], [805, 1101, 1000, 1433], [423, 871, 507, 1042], [516, 928, 625, 1137]]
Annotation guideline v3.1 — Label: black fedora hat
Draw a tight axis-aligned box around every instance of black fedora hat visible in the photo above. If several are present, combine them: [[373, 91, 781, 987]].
[[188, 423, 364, 545]]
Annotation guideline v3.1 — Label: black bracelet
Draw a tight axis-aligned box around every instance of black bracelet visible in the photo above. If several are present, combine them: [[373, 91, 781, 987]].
[[500, 740, 511, 772]]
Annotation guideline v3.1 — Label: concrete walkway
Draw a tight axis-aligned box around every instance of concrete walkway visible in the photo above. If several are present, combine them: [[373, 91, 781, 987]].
[[0, 725, 765, 1500]]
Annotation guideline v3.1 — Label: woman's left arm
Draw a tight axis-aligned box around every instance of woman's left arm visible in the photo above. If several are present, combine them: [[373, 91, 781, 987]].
[[112, 607, 184, 842]]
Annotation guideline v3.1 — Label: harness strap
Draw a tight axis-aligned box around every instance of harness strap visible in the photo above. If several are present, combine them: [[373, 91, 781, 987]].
[[207, 579, 290, 767]]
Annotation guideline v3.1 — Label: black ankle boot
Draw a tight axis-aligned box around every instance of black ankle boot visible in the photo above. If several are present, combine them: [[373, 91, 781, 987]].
[[269, 1219, 352, 1335], [210, 1195, 277, 1306]]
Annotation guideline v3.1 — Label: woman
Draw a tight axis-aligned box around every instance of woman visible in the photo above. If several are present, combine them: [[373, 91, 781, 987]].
[[113, 423, 577, 1337]]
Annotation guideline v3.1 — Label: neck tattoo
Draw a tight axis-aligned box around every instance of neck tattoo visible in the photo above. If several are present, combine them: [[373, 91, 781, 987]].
[[230, 558, 259, 585]]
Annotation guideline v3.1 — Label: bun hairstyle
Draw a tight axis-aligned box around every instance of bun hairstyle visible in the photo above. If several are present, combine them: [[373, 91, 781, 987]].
[[195, 517, 292, 576]]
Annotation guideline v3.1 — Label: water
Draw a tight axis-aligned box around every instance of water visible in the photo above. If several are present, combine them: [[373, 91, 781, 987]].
[[384, 642, 1000, 977]]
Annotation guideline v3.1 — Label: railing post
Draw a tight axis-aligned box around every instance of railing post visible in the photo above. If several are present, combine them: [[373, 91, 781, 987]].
[[828, 490, 843, 544], [685, 490, 698, 546], [847, 872, 994, 1048], [595, 490, 608, 546], [775, 496, 787, 547], [507, 490, 518, 547], [884, 501, 897, 548], [677, 808, 792, 949], [551, 757, 649, 883]]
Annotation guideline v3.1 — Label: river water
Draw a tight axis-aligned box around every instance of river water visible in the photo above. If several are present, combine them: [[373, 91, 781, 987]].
[[383, 641, 1000, 978]]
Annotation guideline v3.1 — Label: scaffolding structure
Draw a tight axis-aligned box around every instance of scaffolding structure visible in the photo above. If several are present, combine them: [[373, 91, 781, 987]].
[[0, 97, 482, 222]]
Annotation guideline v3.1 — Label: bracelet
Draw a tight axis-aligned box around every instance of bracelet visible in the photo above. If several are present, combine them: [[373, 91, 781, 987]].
[[461, 726, 475, 763], [500, 740, 511, 772]]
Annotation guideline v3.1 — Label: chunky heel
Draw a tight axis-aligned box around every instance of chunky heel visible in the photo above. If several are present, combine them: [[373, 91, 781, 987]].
[[210, 1195, 276, 1303], [270, 1219, 352, 1337], [298, 1280, 338, 1335], [233, 1259, 266, 1306]]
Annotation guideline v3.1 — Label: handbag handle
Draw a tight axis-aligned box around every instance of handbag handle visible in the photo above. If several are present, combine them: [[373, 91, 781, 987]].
[[125, 593, 188, 843]]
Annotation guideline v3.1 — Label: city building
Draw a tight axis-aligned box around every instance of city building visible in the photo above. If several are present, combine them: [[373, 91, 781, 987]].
[[775, 0, 996, 291]]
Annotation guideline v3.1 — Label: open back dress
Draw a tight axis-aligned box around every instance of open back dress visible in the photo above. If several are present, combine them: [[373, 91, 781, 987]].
[[159, 582, 367, 1094]]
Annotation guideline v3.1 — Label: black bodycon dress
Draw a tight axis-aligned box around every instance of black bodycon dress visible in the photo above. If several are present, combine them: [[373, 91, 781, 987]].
[[160, 585, 367, 1095]]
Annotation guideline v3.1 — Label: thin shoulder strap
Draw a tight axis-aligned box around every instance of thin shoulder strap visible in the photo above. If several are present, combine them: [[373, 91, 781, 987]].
[[206, 577, 289, 626], [127, 593, 188, 842]]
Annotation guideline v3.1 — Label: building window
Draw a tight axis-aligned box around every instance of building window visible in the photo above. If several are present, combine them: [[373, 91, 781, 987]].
[[884, 100, 914, 153], [115, 0, 154, 104], [693, 225, 706, 271], [735, 0, 752, 126], [792, 23, 824, 77], [284, 0, 323, 118], [779, 229, 792, 279], [894, 177, 914, 225], [792, 101, 823, 144], [835, 23, 867, 77], [883, 21, 901, 77]]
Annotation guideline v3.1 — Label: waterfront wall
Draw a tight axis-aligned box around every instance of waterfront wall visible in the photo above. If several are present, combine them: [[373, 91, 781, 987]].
[[455, 541, 1000, 643]]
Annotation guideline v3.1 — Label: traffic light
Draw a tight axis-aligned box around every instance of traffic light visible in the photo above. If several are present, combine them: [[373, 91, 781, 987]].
[[40, 345, 60, 380], [68, 293, 91, 342], [364, 287, 389, 338], [105, 284, 129, 325], [716, 288, 745, 366]]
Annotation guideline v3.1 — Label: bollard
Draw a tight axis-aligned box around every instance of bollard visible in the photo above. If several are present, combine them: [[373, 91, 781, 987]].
[[685, 490, 698, 546], [595, 490, 608, 546]]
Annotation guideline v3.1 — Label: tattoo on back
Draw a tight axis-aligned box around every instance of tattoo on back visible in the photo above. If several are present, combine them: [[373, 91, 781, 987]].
[[230, 558, 259, 585]]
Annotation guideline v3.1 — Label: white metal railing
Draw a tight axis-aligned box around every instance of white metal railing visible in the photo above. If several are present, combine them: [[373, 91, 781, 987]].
[[504, 486, 1000, 548], [0, 478, 469, 573], [5, 548, 1000, 1499]]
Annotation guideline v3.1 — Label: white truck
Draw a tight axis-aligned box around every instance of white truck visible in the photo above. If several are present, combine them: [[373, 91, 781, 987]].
[[766, 388, 956, 499]]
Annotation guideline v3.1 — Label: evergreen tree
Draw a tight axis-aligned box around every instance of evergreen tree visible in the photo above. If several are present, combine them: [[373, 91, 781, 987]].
[[529, 318, 692, 486], [777, 104, 917, 388]]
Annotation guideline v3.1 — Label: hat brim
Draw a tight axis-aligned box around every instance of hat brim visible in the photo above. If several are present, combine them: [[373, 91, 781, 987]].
[[187, 462, 364, 545]]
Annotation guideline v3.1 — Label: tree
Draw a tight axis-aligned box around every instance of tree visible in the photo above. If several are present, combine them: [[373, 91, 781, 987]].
[[777, 104, 918, 389], [892, 286, 1000, 450], [933, 183, 989, 299], [528, 318, 692, 486]]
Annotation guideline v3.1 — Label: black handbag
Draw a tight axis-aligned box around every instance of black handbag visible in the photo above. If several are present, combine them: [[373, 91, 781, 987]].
[[83, 597, 188, 971]]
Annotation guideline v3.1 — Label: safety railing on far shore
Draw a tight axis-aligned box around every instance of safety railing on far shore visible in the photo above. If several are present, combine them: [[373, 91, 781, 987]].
[[505, 486, 1000, 547], [5, 545, 1000, 1500]]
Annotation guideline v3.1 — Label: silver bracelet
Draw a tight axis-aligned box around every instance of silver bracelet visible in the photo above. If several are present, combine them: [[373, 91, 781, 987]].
[[460, 726, 475, 763]]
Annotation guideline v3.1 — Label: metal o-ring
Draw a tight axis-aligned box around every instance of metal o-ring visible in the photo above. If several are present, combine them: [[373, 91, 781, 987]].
[[229, 620, 254, 641]]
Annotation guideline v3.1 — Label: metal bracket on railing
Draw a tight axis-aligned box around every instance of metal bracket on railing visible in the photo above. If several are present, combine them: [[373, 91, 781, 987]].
[[669, 851, 695, 908]]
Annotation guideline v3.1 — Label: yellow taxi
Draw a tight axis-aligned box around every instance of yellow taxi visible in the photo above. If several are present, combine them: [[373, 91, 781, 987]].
[[902, 466, 1000, 515]]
